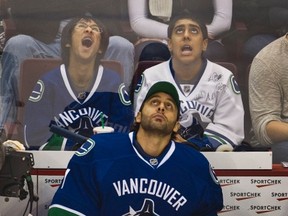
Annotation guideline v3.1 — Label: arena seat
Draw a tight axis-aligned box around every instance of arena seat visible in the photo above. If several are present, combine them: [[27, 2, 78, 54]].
[[130, 60, 163, 101], [19, 58, 62, 106], [132, 60, 163, 88], [6, 58, 62, 140], [101, 59, 124, 82], [215, 61, 239, 82]]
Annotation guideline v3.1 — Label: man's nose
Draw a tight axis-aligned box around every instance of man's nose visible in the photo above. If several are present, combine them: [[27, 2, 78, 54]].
[[183, 29, 191, 40], [85, 26, 93, 33], [157, 103, 165, 112]]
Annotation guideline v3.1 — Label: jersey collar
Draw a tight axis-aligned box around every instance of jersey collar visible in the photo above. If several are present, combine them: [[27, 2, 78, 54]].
[[129, 132, 176, 169]]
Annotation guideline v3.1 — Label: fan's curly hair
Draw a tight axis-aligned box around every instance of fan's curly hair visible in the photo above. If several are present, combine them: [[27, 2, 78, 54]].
[[61, 16, 110, 67]]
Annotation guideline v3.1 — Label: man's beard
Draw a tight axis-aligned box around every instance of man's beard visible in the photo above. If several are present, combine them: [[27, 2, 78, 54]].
[[140, 115, 174, 136]]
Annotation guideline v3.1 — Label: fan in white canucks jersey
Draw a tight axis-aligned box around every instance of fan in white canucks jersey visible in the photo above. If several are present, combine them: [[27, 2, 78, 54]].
[[23, 17, 133, 150], [134, 13, 244, 151], [48, 81, 223, 215]]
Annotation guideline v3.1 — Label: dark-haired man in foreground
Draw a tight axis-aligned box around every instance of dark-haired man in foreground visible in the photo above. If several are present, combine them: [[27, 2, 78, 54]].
[[48, 81, 223, 215]]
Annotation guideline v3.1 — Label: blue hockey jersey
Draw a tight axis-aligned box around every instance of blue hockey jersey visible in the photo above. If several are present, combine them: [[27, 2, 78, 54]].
[[24, 64, 133, 150], [48, 132, 223, 215]]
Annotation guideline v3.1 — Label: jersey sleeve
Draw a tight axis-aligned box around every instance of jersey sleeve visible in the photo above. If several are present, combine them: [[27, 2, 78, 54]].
[[200, 164, 223, 215], [189, 152, 223, 215], [204, 74, 244, 148], [182, 148, 223, 215], [48, 206, 81, 216], [24, 77, 56, 149], [107, 83, 134, 133], [48, 151, 101, 215]]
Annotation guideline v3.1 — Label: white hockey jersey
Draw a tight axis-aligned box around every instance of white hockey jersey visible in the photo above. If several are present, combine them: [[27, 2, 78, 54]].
[[134, 60, 244, 148]]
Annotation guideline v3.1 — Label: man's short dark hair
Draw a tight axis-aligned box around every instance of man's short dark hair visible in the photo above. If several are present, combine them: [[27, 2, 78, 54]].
[[167, 12, 208, 40]]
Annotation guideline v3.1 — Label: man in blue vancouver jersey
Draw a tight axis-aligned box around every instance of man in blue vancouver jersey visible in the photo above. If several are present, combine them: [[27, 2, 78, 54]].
[[48, 81, 223, 216], [23, 16, 133, 150]]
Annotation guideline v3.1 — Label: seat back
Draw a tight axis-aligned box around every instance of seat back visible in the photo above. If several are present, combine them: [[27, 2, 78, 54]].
[[8, 58, 62, 141], [130, 60, 164, 102], [215, 61, 238, 82], [132, 60, 163, 89], [19, 58, 62, 107], [101, 59, 124, 82]]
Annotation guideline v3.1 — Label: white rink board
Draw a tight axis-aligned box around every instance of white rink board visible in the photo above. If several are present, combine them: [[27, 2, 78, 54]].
[[30, 151, 273, 170], [202, 151, 273, 170]]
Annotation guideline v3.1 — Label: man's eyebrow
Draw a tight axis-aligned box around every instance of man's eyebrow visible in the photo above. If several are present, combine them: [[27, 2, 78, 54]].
[[147, 95, 161, 101], [167, 98, 177, 106], [149, 95, 177, 105], [77, 21, 97, 26], [174, 24, 201, 29]]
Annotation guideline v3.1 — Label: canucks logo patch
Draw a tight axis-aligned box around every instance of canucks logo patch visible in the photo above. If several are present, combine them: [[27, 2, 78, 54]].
[[230, 75, 240, 94], [119, 83, 132, 105], [134, 74, 144, 93], [75, 139, 95, 156], [29, 80, 45, 102]]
